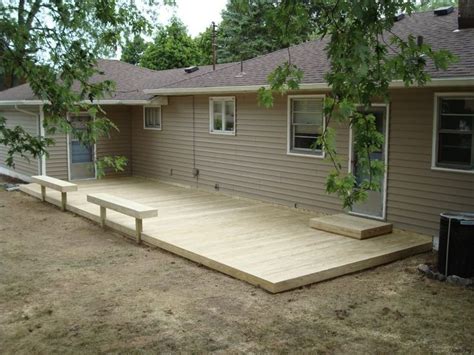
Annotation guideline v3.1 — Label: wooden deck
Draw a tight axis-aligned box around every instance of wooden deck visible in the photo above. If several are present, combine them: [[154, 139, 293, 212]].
[[20, 177, 432, 293]]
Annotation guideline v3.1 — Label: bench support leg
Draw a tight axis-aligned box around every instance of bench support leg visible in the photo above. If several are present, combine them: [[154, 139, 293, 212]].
[[100, 207, 107, 228], [61, 192, 67, 211], [135, 218, 143, 244], [41, 186, 46, 202]]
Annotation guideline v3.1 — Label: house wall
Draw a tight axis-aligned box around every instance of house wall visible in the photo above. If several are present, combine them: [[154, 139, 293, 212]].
[[131, 93, 348, 211], [386, 88, 474, 235], [45, 131, 68, 180], [96, 106, 133, 177], [131, 88, 474, 237], [45, 105, 133, 180], [0, 108, 40, 180]]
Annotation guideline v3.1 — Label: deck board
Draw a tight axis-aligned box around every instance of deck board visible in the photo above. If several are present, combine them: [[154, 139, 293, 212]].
[[19, 177, 432, 293]]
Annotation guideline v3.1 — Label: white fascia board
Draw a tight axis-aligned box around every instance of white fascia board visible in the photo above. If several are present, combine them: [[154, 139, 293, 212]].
[[92, 99, 151, 105], [390, 77, 474, 88], [143, 77, 474, 95], [0, 100, 45, 106], [0, 99, 151, 106]]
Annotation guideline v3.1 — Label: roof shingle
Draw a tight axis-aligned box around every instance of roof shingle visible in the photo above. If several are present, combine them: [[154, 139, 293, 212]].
[[155, 9, 474, 91], [0, 9, 472, 101]]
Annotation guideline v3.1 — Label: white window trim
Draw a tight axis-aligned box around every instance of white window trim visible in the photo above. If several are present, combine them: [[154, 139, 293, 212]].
[[209, 96, 236, 136], [143, 105, 162, 131], [347, 103, 390, 221], [287, 94, 326, 159], [432, 92, 474, 175]]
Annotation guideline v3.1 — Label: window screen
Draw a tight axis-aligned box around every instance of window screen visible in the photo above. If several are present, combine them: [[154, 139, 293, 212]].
[[289, 98, 324, 155], [437, 98, 474, 170], [144, 107, 161, 129]]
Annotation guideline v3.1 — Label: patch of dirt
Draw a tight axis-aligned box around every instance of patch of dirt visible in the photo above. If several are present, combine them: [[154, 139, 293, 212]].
[[0, 177, 473, 353], [0, 174, 26, 191]]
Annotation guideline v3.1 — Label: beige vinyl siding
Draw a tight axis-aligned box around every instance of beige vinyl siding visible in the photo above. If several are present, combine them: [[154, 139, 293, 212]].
[[132, 93, 347, 213], [193, 94, 347, 211], [132, 98, 196, 186], [45, 106, 133, 180], [96, 106, 132, 176], [131, 89, 474, 236], [386, 87, 474, 236], [45, 132, 68, 180], [0, 110, 39, 178]]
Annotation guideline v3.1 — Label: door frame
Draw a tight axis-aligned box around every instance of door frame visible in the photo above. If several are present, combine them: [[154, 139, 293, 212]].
[[348, 103, 390, 221], [66, 112, 97, 181]]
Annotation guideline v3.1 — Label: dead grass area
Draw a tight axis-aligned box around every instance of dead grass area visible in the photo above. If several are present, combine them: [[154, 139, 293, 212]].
[[0, 178, 473, 353]]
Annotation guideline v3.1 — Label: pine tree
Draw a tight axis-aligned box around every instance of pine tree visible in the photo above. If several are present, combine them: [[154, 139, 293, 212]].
[[217, 0, 316, 63]]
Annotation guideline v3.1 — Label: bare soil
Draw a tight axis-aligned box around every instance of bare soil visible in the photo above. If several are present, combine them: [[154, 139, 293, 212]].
[[0, 177, 473, 354]]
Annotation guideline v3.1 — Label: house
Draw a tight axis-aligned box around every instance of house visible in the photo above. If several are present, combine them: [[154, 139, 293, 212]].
[[0, 8, 473, 239]]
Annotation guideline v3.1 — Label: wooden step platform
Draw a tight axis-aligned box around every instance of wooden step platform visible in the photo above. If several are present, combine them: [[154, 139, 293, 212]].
[[309, 214, 393, 240]]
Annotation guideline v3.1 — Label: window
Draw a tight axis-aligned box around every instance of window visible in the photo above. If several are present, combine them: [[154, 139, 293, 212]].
[[143, 106, 161, 130], [288, 96, 324, 156], [435, 96, 474, 171], [210, 97, 235, 134]]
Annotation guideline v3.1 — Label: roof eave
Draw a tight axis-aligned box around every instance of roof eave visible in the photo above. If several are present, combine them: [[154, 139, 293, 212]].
[[143, 83, 330, 95], [143, 77, 474, 95], [0, 99, 151, 106], [0, 100, 45, 106]]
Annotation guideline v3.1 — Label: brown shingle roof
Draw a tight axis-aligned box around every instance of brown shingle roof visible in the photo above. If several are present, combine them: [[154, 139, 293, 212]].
[[0, 60, 234, 101], [0, 9, 472, 102], [150, 9, 474, 92]]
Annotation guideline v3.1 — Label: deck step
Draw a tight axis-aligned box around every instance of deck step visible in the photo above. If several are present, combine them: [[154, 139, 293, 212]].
[[309, 214, 393, 240]]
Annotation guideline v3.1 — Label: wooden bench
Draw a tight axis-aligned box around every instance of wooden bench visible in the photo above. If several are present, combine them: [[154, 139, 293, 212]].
[[87, 193, 158, 244], [31, 175, 78, 211]]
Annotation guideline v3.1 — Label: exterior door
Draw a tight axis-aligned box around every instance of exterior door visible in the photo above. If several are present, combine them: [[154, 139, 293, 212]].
[[69, 114, 95, 180], [350, 106, 388, 219]]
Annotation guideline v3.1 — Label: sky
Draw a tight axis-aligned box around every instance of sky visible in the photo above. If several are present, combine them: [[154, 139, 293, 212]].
[[158, 0, 228, 37]]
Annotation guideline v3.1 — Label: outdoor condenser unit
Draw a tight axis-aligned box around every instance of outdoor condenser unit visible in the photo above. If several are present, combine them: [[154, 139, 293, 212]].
[[438, 212, 474, 278]]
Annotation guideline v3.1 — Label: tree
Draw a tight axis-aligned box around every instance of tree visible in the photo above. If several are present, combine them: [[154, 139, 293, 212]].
[[217, 0, 316, 63], [416, 0, 457, 11], [194, 26, 213, 66], [140, 17, 200, 70], [121, 35, 148, 65], [259, 1, 456, 209], [0, 0, 170, 174]]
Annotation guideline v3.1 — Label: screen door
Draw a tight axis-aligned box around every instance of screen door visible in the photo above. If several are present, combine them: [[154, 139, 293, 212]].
[[69, 114, 95, 180], [350, 106, 388, 219]]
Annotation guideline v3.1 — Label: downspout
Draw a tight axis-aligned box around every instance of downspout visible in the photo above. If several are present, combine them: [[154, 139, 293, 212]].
[[192, 95, 198, 188], [13, 105, 43, 175], [39, 105, 46, 175]]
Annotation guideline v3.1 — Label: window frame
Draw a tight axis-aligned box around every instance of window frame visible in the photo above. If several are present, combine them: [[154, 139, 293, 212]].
[[287, 94, 326, 158], [432, 93, 474, 174], [209, 96, 236, 136], [66, 111, 97, 181], [143, 105, 162, 131]]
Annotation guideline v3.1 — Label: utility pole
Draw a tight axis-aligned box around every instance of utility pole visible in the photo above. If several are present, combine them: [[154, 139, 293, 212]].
[[212, 21, 216, 71]]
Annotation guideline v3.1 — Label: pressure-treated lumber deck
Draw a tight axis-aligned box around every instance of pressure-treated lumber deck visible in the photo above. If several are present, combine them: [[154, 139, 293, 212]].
[[20, 177, 432, 293]]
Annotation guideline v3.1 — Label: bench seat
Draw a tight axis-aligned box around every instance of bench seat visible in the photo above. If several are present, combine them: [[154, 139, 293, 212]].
[[87, 192, 158, 243], [31, 175, 78, 211]]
